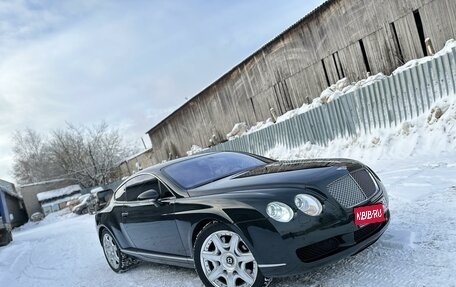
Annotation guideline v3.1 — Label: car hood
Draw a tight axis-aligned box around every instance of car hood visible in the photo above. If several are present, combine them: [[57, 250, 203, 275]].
[[187, 158, 364, 197]]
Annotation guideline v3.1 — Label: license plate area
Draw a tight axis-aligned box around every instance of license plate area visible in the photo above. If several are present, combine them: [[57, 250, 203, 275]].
[[354, 203, 385, 226]]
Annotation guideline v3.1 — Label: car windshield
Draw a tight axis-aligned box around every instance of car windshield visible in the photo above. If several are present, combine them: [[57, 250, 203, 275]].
[[163, 152, 267, 189]]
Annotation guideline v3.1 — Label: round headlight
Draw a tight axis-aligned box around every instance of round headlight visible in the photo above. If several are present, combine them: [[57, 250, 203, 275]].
[[295, 194, 322, 216], [266, 202, 294, 222]]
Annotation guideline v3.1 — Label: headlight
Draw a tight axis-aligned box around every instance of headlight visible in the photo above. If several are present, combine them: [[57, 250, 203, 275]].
[[266, 202, 294, 222], [294, 194, 322, 216]]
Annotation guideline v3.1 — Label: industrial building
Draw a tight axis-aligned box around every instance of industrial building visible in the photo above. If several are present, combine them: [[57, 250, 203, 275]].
[[146, 0, 456, 163], [19, 178, 79, 218]]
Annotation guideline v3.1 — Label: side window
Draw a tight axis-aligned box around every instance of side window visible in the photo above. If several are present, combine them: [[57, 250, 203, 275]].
[[159, 182, 174, 198], [114, 183, 127, 201], [125, 174, 160, 202]]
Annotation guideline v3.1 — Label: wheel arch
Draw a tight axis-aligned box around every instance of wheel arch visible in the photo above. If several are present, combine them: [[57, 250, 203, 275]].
[[97, 224, 114, 244], [190, 216, 232, 250]]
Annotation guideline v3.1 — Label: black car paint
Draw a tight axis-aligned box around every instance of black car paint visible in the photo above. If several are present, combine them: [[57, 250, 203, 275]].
[[96, 152, 389, 277]]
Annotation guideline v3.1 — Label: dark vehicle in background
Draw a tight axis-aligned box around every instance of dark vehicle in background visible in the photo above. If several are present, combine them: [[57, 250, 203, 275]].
[[0, 220, 12, 246], [72, 194, 92, 215], [95, 152, 389, 287], [0, 188, 13, 246]]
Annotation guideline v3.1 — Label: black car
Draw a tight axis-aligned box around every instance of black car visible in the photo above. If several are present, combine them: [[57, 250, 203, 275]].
[[96, 151, 389, 287]]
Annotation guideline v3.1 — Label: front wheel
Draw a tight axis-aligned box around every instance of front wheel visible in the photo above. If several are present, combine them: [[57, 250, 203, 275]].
[[194, 222, 271, 287], [101, 229, 138, 273]]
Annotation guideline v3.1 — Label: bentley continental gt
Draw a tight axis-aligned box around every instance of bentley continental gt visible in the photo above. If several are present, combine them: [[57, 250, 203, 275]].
[[95, 151, 389, 287]]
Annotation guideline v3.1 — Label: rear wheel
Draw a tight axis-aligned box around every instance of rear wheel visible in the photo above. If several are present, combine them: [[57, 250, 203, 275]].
[[101, 229, 138, 273], [194, 222, 271, 287]]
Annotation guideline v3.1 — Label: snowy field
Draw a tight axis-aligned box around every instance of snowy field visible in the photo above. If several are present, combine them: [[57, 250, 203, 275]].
[[1, 153, 455, 287]]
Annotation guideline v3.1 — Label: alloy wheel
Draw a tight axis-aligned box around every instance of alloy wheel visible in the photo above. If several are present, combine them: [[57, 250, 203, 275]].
[[103, 233, 120, 269], [200, 230, 258, 287]]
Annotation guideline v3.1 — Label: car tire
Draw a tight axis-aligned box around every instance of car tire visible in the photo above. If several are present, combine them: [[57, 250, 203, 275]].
[[194, 222, 271, 287], [101, 229, 139, 273]]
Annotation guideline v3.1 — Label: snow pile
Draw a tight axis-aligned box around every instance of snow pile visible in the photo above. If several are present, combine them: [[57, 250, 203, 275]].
[[224, 73, 387, 136], [393, 39, 456, 75], [226, 122, 248, 140], [277, 73, 387, 123], [37, 184, 81, 202], [186, 145, 207, 156], [265, 95, 456, 164], [245, 118, 275, 134], [223, 39, 455, 142], [90, 186, 104, 194]]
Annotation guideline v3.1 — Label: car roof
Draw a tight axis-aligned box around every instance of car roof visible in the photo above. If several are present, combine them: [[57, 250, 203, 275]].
[[142, 151, 218, 174]]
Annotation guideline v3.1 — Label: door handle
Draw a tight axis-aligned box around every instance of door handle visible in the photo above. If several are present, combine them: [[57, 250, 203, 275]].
[[121, 212, 129, 217]]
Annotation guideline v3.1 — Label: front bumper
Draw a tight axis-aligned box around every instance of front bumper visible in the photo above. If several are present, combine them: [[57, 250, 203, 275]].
[[236, 209, 390, 277]]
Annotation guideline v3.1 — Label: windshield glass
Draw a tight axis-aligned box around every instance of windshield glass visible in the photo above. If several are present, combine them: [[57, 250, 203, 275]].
[[163, 152, 267, 189]]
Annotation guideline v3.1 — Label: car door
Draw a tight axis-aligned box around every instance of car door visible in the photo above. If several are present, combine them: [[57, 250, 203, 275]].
[[121, 173, 186, 256]]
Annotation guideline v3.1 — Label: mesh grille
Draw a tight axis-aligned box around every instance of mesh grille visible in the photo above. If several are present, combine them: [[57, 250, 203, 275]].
[[327, 174, 367, 208], [351, 169, 377, 198], [354, 222, 383, 242], [296, 237, 341, 263]]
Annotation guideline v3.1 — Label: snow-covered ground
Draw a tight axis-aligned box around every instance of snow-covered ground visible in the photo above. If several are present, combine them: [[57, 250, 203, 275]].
[[1, 153, 455, 287]]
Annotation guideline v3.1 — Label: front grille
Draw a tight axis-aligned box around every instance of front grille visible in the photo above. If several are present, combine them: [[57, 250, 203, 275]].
[[296, 237, 341, 263], [327, 174, 367, 208], [327, 169, 379, 208], [351, 169, 377, 198], [354, 222, 383, 242]]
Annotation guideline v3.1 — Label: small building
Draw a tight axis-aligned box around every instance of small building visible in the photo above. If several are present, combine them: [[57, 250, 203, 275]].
[[37, 185, 82, 215], [0, 179, 28, 228], [116, 148, 155, 179], [19, 178, 79, 218]]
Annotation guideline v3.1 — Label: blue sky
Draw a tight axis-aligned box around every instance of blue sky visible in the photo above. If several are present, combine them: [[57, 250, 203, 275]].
[[0, 0, 324, 182]]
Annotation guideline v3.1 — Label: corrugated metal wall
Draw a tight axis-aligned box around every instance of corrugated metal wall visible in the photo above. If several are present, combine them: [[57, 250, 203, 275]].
[[148, 0, 456, 162], [209, 47, 456, 154]]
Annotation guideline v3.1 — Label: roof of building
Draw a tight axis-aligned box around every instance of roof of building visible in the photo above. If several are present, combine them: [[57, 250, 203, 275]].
[[19, 178, 71, 188], [116, 147, 154, 167], [37, 184, 82, 202], [146, 0, 332, 135], [0, 179, 22, 199], [41, 194, 81, 208]]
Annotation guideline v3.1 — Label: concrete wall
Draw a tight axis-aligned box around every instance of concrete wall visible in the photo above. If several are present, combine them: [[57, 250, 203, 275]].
[[146, 0, 456, 162], [19, 179, 78, 218]]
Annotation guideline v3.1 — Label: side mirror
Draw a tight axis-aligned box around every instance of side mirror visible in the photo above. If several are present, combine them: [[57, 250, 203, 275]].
[[137, 189, 159, 201], [97, 189, 113, 204]]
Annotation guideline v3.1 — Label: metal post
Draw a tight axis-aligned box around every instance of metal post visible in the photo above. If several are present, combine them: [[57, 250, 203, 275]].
[[270, 108, 278, 123], [425, 38, 435, 56]]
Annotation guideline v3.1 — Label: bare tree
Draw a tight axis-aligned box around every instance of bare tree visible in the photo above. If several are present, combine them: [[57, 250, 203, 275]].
[[12, 122, 137, 187], [12, 128, 61, 184]]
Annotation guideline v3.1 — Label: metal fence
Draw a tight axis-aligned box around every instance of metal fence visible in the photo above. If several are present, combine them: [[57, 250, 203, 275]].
[[210, 46, 456, 155]]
